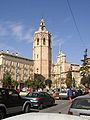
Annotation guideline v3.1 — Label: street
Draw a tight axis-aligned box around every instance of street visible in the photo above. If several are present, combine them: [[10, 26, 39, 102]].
[[31, 99, 70, 114], [6, 99, 70, 119]]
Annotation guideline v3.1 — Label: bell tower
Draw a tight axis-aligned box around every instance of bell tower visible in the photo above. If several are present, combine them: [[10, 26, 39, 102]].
[[33, 19, 52, 79]]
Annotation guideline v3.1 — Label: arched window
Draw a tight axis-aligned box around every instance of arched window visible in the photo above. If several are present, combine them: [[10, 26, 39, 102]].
[[37, 38, 39, 45], [49, 36, 51, 47], [43, 38, 45, 45], [37, 68, 39, 73]]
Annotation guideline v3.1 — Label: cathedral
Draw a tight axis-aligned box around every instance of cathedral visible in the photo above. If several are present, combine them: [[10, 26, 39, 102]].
[[0, 19, 81, 88]]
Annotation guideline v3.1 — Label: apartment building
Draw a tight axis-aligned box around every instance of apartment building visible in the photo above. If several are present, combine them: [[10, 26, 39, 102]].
[[0, 51, 33, 87]]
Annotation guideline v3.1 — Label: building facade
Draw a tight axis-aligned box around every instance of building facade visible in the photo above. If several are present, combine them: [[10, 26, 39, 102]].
[[0, 51, 33, 87], [33, 19, 52, 79], [51, 51, 81, 89]]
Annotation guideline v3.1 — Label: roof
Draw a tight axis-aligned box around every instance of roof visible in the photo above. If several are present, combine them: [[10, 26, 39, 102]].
[[74, 93, 90, 99], [0, 51, 33, 62]]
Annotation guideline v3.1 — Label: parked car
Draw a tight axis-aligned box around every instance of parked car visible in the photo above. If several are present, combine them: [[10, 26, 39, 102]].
[[52, 91, 59, 100], [0, 88, 31, 119], [59, 90, 68, 99], [68, 93, 90, 118], [4, 113, 88, 120], [24, 92, 55, 109]]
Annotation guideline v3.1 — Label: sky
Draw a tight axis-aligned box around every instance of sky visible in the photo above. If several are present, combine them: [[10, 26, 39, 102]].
[[0, 0, 90, 64]]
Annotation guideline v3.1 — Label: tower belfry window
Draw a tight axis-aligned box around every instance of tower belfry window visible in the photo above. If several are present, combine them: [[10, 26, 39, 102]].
[[37, 68, 39, 73], [43, 38, 45, 45], [37, 38, 39, 45]]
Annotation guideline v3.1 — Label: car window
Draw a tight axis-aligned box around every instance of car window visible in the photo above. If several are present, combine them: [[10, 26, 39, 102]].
[[27, 93, 39, 97], [39, 92, 45, 97], [61, 91, 67, 93], [8, 90, 19, 97], [71, 98, 90, 109], [0, 91, 2, 99]]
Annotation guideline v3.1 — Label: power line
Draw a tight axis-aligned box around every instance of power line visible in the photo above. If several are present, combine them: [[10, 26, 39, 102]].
[[66, 0, 86, 48]]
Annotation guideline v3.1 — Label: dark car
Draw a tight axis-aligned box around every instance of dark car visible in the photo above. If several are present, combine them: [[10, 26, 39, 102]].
[[0, 88, 31, 119], [24, 92, 55, 109]]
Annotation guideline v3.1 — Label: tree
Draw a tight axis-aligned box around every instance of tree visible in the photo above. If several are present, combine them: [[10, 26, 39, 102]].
[[72, 77, 76, 88], [33, 74, 46, 90], [66, 71, 72, 88], [24, 79, 34, 88], [2, 71, 12, 88], [80, 49, 90, 88], [45, 79, 52, 89], [81, 75, 90, 88], [12, 79, 19, 89]]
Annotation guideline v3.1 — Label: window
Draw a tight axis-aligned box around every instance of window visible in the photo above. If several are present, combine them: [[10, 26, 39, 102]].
[[37, 38, 39, 45], [37, 54, 38, 58], [49, 36, 51, 47], [43, 38, 45, 45], [37, 68, 39, 73]]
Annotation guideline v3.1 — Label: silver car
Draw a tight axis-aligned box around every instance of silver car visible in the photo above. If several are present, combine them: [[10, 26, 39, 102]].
[[68, 93, 90, 118]]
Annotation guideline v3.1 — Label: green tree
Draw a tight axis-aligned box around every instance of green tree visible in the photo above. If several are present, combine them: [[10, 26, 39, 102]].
[[72, 77, 76, 88], [33, 74, 45, 90], [81, 75, 90, 88], [24, 79, 34, 88], [12, 79, 19, 89], [66, 71, 72, 88], [2, 71, 12, 88], [80, 49, 90, 88], [45, 79, 52, 89]]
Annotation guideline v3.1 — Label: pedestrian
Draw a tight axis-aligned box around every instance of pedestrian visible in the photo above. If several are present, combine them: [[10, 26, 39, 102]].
[[67, 88, 73, 104]]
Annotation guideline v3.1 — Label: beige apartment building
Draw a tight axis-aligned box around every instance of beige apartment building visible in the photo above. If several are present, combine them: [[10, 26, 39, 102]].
[[0, 51, 33, 87]]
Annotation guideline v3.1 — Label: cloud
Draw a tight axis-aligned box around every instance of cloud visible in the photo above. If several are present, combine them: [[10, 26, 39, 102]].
[[0, 21, 34, 43]]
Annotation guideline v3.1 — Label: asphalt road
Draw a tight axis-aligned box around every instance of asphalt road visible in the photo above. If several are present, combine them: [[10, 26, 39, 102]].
[[7, 100, 70, 119], [39, 100, 70, 114], [30, 99, 70, 114]]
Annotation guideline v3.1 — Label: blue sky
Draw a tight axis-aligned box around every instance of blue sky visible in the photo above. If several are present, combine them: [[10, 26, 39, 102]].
[[0, 0, 90, 64]]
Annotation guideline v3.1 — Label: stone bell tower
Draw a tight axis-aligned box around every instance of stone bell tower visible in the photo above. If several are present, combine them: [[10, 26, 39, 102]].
[[33, 19, 52, 79]]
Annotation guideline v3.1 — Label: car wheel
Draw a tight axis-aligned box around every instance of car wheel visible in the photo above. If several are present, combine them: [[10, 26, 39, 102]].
[[0, 110, 5, 119], [38, 103, 43, 110], [24, 104, 30, 113]]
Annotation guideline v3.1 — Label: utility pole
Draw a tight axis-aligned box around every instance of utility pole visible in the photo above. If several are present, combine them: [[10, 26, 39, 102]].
[[59, 41, 62, 92], [59, 50, 62, 92]]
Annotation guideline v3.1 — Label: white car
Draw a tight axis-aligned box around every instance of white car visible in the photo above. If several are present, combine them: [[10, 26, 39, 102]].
[[4, 113, 87, 120], [68, 93, 90, 118], [59, 90, 68, 99]]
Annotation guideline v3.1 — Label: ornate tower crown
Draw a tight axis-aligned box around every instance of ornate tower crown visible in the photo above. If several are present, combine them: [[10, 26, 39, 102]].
[[38, 18, 46, 31]]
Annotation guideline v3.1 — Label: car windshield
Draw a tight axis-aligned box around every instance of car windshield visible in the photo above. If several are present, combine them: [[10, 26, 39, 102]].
[[60, 91, 67, 93], [71, 98, 90, 110], [26, 93, 39, 97]]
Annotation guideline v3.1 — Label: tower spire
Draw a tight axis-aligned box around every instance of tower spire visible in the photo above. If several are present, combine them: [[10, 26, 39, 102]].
[[38, 18, 46, 31]]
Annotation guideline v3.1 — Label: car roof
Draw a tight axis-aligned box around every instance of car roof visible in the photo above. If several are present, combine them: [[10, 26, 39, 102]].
[[4, 113, 87, 120], [0, 88, 15, 91], [29, 91, 46, 94], [74, 93, 90, 100]]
